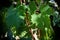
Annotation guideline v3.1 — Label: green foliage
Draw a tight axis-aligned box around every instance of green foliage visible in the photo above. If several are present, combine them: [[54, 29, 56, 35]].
[[40, 5, 54, 15], [29, 1, 37, 14], [3, 0, 55, 40]]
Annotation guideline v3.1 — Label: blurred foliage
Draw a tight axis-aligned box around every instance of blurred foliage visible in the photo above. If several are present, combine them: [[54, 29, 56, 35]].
[[1, 0, 60, 40]]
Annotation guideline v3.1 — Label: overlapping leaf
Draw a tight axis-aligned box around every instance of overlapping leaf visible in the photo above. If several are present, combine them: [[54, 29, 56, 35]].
[[6, 5, 25, 27]]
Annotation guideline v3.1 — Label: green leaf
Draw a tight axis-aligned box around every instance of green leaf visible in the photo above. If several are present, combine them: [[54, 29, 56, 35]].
[[29, 1, 37, 14], [6, 6, 25, 28], [40, 5, 54, 15], [42, 15, 51, 28], [41, 5, 50, 12], [31, 14, 39, 24], [20, 31, 27, 37], [31, 13, 44, 29], [31, 13, 51, 29]]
